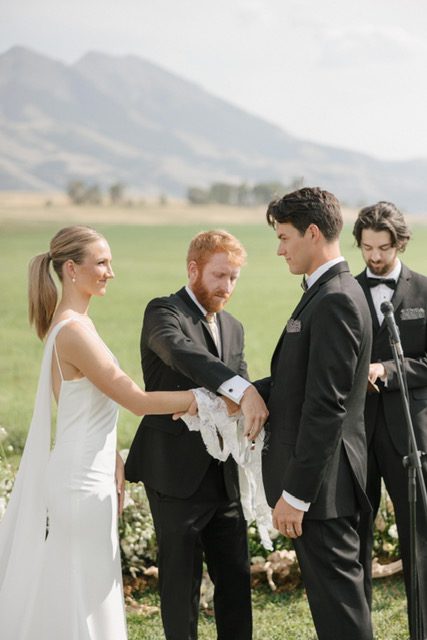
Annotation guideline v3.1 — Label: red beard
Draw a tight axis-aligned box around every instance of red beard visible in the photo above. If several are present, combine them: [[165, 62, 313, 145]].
[[191, 274, 230, 312]]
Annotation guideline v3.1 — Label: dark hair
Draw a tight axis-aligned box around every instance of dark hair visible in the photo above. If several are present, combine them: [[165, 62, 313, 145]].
[[352, 201, 411, 250], [266, 187, 343, 241], [28, 226, 104, 339]]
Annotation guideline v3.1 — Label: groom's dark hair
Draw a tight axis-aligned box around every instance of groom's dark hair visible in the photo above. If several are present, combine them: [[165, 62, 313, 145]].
[[266, 187, 343, 241]]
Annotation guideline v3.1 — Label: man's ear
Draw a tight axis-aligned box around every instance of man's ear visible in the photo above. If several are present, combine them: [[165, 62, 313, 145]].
[[188, 260, 199, 284], [308, 224, 321, 242]]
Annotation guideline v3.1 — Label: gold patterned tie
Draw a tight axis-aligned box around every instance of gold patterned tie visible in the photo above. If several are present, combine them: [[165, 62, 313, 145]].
[[206, 312, 221, 355], [206, 312, 223, 448]]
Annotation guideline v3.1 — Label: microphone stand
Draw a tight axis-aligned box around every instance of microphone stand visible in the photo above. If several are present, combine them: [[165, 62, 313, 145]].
[[387, 332, 427, 640]]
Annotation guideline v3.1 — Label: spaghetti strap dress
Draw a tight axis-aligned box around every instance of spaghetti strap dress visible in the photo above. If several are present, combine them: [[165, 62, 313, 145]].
[[0, 317, 127, 639]]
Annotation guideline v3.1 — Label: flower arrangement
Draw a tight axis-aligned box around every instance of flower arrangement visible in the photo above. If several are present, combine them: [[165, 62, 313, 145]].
[[373, 483, 400, 561], [118, 481, 157, 578], [0, 436, 401, 582], [0, 427, 15, 521]]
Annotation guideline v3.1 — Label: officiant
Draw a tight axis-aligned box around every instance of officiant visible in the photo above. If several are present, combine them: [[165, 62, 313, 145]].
[[125, 229, 268, 640]]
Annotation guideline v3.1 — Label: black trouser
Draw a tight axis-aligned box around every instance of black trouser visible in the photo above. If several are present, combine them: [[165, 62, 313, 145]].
[[294, 514, 373, 640], [145, 461, 252, 640], [358, 406, 427, 638]]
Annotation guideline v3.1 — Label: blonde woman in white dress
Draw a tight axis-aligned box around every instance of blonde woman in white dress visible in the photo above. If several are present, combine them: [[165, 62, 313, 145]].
[[0, 226, 196, 640]]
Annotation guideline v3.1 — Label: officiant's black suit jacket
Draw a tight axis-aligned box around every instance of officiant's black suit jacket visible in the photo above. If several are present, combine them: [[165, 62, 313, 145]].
[[125, 287, 248, 498], [257, 261, 373, 519]]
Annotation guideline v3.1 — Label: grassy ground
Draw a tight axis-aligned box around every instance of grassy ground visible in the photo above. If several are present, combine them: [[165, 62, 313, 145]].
[[126, 577, 408, 640], [1, 214, 426, 451]]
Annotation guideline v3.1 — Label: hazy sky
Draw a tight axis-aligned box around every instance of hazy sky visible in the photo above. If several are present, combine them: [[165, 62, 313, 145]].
[[3, 0, 427, 161]]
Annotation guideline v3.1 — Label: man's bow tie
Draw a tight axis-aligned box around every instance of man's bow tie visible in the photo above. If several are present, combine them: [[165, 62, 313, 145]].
[[366, 277, 397, 290]]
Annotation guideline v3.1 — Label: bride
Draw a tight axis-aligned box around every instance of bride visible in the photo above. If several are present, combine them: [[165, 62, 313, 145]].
[[0, 225, 196, 639]]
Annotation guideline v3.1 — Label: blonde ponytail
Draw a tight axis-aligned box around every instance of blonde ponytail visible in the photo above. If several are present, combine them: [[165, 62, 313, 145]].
[[28, 226, 104, 340], [28, 252, 58, 340]]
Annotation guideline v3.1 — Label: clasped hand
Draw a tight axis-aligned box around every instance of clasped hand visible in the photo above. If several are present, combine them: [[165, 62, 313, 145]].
[[172, 393, 241, 421]]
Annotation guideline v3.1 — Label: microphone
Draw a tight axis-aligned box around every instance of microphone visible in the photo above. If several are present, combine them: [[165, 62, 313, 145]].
[[380, 301, 403, 357]]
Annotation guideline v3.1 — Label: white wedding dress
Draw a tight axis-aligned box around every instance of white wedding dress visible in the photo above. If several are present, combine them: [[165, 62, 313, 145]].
[[0, 318, 127, 639]]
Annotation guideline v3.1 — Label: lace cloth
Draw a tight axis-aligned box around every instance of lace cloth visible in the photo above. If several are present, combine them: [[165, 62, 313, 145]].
[[182, 388, 273, 550]]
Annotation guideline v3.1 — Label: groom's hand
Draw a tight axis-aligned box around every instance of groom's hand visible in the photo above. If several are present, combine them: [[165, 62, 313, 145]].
[[272, 496, 304, 538], [240, 385, 268, 439]]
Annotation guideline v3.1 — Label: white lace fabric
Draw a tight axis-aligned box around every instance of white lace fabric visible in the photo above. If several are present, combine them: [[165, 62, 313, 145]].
[[182, 388, 273, 550]]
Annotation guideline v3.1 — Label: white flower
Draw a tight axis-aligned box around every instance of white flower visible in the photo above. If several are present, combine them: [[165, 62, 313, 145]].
[[0, 496, 6, 518], [0, 427, 8, 443], [388, 523, 398, 539]]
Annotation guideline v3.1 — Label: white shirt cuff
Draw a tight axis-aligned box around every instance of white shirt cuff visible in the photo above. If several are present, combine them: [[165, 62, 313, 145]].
[[282, 490, 311, 512], [218, 376, 251, 403]]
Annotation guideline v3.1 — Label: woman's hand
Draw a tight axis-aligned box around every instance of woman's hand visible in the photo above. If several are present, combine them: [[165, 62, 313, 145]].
[[172, 391, 198, 420], [221, 396, 240, 416], [115, 451, 125, 516]]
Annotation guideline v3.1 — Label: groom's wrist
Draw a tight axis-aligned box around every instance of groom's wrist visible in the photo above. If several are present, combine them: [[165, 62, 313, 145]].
[[282, 490, 310, 512]]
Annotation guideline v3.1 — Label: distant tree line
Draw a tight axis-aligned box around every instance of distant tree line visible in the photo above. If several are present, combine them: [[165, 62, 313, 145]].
[[187, 177, 304, 206], [66, 177, 305, 207], [66, 180, 126, 205]]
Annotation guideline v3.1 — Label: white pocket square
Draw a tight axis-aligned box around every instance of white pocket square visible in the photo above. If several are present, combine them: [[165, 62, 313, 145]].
[[286, 319, 302, 333]]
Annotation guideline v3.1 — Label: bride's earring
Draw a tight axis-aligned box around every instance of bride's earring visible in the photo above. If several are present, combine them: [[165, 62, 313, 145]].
[[72, 276, 76, 283]]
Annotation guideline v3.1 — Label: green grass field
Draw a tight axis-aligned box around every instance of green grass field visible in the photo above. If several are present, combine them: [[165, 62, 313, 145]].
[[1, 218, 426, 451], [126, 576, 407, 640], [1, 213, 425, 639]]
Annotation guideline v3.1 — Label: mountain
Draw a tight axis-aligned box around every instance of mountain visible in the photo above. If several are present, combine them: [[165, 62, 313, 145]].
[[0, 46, 426, 211]]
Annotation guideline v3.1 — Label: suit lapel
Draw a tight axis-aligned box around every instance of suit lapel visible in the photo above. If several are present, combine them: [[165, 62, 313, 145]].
[[358, 271, 381, 334], [291, 261, 351, 319], [271, 261, 351, 366], [217, 312, 229, 362], [176, 287, 221, 357], [390, 264, 412, 319]]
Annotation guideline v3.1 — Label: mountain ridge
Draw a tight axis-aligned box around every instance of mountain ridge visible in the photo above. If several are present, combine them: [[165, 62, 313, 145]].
[[0, 46, 426, 211]]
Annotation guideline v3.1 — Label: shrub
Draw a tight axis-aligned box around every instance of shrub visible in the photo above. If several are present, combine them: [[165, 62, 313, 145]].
[[119, 482, 157, 578], [373, 484, 400, 561]]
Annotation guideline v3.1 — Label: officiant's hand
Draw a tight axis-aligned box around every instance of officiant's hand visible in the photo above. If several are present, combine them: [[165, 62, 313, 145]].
[[272, 496, 304, 538], [240, 385, 268, 439]]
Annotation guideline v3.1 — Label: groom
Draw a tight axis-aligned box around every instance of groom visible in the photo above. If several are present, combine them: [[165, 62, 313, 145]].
[[257, 187, 374, 639], [125, 229, 268, 640]]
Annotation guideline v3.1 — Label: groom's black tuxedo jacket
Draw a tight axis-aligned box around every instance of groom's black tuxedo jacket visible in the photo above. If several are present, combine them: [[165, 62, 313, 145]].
[[125, 287, 248, 499], [257, 262, 373, 520], [356, 264, 427, 455]]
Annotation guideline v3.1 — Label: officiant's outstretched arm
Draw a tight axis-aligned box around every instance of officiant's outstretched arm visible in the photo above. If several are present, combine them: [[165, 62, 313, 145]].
[[125, 229, 268, 640], [258, 187, 374, 640]]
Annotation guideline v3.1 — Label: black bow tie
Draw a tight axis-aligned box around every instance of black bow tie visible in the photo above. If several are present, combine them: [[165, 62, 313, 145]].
[[367, 277, 396, 290]]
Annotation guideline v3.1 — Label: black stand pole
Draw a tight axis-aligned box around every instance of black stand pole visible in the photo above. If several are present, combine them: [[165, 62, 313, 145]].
[[388, 337, 427, 640]]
